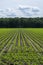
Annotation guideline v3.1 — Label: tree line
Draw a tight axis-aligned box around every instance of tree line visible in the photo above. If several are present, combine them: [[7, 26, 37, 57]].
[[0, 17, 43, 28]]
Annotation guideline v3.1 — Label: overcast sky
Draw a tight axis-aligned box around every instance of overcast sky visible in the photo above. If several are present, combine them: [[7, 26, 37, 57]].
[[0, 0, 43, 17]]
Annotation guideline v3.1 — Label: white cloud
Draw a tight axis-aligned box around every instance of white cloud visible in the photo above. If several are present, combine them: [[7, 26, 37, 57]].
[[19, 5, 40, 17], [0, 0, 43, 17], [0, 8, 16, 17], [0, 6, 40, 18], [32, 7, 40, 15]]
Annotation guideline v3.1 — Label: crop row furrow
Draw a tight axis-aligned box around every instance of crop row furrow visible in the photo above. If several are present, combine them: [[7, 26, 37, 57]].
[[26, 32, 43, 52], [8, 33, 17, 52], [0, 33, 14, 55]]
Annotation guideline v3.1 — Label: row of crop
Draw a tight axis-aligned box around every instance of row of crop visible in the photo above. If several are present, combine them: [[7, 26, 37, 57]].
[[0, 32, 16, 55], [25, 32, 43, 52], [0, 29, 43, 65]]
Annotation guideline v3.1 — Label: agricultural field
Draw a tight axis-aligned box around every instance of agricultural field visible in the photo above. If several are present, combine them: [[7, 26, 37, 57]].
[[0, 28, 43, 65]]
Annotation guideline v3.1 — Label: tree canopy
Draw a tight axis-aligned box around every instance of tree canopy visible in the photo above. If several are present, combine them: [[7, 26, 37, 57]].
[[0, 17, 43, 28]]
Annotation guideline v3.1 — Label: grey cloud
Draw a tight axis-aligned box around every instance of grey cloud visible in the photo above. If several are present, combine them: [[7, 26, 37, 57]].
[[0, 8, 16, 17], [32, 7, 40, 13], [0, 9, 4, 13], [5, 8, 11, 12], [19, 5, 40, 16], [0, 6, 40, 17], [7, 13, 16, 17]]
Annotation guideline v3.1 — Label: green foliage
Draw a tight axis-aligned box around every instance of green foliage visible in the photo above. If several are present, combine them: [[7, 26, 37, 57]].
[[0, 17, 43, 28], [0, 28, 43, 65]]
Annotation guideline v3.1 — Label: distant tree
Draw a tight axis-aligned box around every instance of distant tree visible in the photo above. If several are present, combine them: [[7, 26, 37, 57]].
[[0, 17, 43, 28]]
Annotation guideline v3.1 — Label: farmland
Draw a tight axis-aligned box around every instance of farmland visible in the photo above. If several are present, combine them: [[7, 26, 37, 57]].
[[0, 28, 43, 65]]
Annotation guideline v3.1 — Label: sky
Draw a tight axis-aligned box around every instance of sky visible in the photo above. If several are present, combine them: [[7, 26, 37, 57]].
[[0, 0, 43, 18]]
